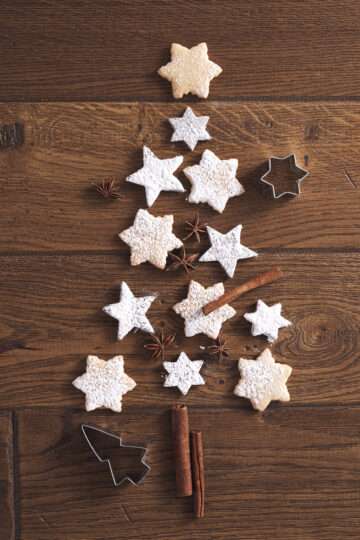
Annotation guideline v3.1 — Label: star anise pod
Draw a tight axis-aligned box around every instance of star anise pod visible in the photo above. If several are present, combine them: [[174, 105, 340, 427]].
[[167, 247, 199, 274], [93, 177, 123, 199], [207, 334, 231, 362], [144, 329, 176, 361], [183, 213, 207, 242]]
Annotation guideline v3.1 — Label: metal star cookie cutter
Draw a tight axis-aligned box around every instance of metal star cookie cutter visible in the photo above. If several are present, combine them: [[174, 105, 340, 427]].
[[260, 154, 309, 199], [81, 423, 151, 487]]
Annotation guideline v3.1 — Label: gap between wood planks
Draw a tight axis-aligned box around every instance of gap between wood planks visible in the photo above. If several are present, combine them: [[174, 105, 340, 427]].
[[7, 96, 360, 103], [1, 247, 360, 257]]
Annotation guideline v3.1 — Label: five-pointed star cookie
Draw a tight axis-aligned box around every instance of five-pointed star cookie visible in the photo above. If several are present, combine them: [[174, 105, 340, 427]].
[[234, 348, 292, 411], [119, 209, 183, 269], [103, 281, 156, 340], [173, 280, 236, 339], [183, 149, 244, 213], [169, 107, 211, 151], [199, 224, 257, 278], [244, 299, 292, 342], [73, 355, 136, 412], [163, 352, 205, 395], [126, 146, 184, 207], [158, 42, 222, 99]]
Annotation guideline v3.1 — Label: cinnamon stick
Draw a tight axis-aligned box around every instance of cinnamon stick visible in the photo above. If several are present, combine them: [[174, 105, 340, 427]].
[[191, 431, 205, 518], [202, 267, 284, 316], [171, 404, 193, 497]]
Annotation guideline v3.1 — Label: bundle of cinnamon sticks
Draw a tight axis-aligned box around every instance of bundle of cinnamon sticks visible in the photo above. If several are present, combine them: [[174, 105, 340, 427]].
[[172, 404, 205, 518]]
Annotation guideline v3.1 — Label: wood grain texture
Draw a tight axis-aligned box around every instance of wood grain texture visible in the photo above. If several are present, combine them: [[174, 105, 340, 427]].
[[0, 252, 359, 409], [1, 102, 360, 252], [2, 2, 360, 538], [3, 1, 360, 101], [18, 407, 360, 540], [0, 413, 15, 540]]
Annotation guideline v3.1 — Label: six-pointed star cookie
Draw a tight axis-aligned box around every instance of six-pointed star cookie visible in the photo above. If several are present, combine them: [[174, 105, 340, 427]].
[[199, 224, 257, 278], [103, 281, 156, 340], [244, 299, 292, 342], [158, 42, 222, 99], [234, 348, 292, 411], [73, 355, 136, 412], [119, 209, 183, 269], [184, 149, 244, 213], [163, 352, 205, 395], [126, 146, 184, 207], [169, 107, 211, 151], [173, 280, 236, 339]]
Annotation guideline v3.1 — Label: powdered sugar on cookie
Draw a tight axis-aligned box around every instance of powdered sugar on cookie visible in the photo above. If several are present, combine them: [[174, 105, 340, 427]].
[[173, 280, 236, 339], [184, 149, 244, 213], [119, 209, 183, 269], [234, 348, 292, 411], [73, 355, 136, 413]]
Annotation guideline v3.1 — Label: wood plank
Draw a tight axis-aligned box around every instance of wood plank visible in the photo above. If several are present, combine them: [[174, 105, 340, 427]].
[[0, 102, 360, 252], [18, 406, 360, 540], [0, 412, 15, 540], [2, 1, 360, 100], [1, 252, 359, 408]]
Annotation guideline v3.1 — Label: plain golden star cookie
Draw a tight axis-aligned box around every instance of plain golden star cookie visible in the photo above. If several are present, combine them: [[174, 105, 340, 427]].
[[158, 42, 222, 99]]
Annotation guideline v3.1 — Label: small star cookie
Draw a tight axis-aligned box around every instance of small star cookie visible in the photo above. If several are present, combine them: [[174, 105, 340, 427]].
[[234, 348, 292, 411], [173, 280, 236, 339], [119, 209, 183, 269], [244, 299, 292, 342], [73, 355, 136, 412], [169, 107, 211, 151], [183, 149, 244, 213], [103, 281, 156, 340], [199, 225, 257, 278], [163, 352, 205, 395], [158, 42, 222, 99], [126, 146, 184, 207]]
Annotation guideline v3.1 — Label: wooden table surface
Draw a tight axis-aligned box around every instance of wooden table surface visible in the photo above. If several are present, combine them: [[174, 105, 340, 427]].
[[1, 2, 360, 539]]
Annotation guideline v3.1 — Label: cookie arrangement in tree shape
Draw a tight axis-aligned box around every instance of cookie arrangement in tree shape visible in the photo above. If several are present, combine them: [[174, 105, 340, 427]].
[[74, 42, 302, 414]]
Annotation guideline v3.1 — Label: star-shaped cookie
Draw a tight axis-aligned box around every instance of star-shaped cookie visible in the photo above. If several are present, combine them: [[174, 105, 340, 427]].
[[244, 299, 292, 342], [163, 352, 205, 395], [73, 355, 136, 412], [158, 42, 222, 99], [119, 209, 183, 269], [234, 348, 292, 411], [103, 281, 156, 340], [169, 107, 211, 151], [183, 149, 244, 213], [126, 146, 184, 207], [173, 280, 236, 339], [199, 225, 257, 278]]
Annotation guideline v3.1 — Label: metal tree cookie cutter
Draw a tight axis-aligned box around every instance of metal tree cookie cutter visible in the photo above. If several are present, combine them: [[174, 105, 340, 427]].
[[260, 154, 309, 199], [81, 424, 151, 487]]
